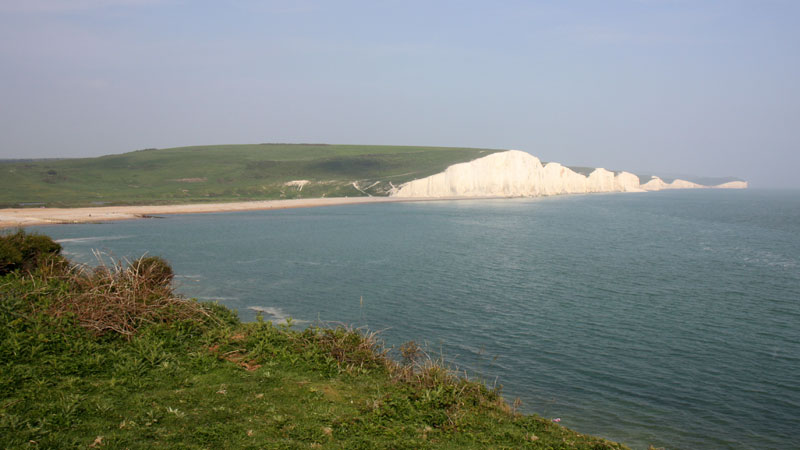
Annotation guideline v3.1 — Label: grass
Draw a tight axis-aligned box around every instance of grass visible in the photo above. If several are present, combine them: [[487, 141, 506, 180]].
[[0, 144, 501, 208], [0, 231, 629, 449]]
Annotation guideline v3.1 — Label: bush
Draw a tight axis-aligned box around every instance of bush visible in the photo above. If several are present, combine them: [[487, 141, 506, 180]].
[[53, 257, 205, 337], [0, 229, 62, 275], [130, 255, 174, 287]]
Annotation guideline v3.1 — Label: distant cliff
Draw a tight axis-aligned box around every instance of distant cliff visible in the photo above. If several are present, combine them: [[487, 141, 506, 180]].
[[391, 150, 746, 198]]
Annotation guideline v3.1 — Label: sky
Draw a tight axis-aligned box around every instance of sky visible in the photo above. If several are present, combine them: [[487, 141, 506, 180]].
[[1, 0, 798, 187]]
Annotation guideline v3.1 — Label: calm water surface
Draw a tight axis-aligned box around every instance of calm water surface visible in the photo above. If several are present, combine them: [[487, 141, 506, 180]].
[[32, 190, 800, 450]]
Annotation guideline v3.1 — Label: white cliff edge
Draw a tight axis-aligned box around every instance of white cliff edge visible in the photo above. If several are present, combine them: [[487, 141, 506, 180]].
[[391, 150, 745, 198], [639, 176, 705, 191], [714, 181, 748, 189]]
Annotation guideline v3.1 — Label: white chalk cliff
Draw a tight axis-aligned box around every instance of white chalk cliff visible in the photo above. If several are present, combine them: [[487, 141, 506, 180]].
[[714, 181, 749, 189], [639, 176, 705, 191], [390, 150, 746, 198]]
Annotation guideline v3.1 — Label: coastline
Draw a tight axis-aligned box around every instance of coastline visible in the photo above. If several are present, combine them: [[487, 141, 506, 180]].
[[2, 196, 515, 228], [0, 183, 747, 229], [0, 197, 421, 228]]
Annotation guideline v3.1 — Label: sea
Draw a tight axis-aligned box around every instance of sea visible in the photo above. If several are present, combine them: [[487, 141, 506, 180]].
[[29, 190, 800, 450]]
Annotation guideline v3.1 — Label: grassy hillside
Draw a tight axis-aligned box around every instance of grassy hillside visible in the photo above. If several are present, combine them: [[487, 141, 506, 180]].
[[0, 144, 500, 208], [0, 230, 628, 449]]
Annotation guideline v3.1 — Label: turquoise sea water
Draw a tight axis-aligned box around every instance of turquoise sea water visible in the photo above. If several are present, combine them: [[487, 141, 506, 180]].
[[30, 190, 800, 449]]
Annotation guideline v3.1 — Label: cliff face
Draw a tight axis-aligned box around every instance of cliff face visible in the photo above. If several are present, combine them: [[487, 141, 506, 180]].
[[391, 150, 744, 198], [715, 181, 749, 189], [540, 163, 587, 195], [640, 176, 704, 191], [614, 171, 644, 192], [392, 151, 543, 198]]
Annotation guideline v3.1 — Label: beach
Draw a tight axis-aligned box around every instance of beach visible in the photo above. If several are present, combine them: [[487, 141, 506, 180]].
[[0, 197, 417, 228]]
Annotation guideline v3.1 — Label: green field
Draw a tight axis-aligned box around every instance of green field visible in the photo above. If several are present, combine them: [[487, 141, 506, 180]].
[[0, 231, 628, 449], [0, 144, 501, 208]]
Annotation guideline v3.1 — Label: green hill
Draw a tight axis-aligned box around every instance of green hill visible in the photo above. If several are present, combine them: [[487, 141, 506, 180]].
[[0, 144, 500, 208]]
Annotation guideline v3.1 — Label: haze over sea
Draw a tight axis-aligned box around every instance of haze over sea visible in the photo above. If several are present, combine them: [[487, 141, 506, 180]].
[[32, 190, 799, 450]]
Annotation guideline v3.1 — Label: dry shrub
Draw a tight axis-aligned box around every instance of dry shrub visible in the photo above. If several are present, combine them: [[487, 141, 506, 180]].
[[399, 340, 423, 366], [130, 255, 174, 287], [390, 342, 454, 387], [301, 325, 389, 373], [49, 252, 209, 337]]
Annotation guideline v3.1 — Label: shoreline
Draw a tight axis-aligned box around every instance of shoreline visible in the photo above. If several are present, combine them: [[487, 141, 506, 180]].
[[0, 186, 749, 229], [0, 197, 422, 228], [1, 196, 507, 228]]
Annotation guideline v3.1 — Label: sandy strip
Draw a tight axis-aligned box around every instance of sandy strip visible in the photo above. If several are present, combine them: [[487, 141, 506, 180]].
[[0, 197, 431, 228]]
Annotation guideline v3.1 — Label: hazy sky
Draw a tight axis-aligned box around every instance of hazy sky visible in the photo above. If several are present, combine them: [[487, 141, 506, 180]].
[[1, 1, 798, 187]]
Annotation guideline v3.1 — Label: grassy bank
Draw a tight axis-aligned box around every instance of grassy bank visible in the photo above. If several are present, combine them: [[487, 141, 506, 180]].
[[0, 231, 627, 449], [0, 144, 500, 208]]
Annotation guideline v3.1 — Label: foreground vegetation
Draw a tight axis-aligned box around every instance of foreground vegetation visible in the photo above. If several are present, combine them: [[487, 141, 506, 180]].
[[0, 231, 627, 449], [0, 144, 500, 208]]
